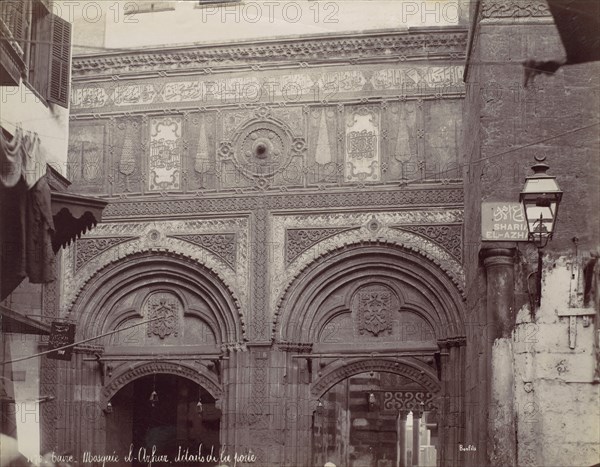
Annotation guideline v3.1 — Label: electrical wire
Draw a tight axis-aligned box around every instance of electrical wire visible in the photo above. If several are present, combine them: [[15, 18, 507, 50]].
[[1, 316, 164, 365]]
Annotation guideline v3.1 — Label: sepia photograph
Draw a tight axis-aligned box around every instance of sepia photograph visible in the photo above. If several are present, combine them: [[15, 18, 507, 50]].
[[0, 1, 598, 466]]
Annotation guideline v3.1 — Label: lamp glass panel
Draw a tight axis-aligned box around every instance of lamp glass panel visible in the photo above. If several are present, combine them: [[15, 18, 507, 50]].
[[522, 177, 561, 194], [524, 205, 555, 237]]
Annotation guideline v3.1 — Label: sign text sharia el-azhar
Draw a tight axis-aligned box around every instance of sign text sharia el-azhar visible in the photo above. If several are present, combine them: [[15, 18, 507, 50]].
[[481, 202, 528, 241]]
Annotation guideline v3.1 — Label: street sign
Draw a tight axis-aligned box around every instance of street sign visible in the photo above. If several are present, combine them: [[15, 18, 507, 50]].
[[47, 322, 76, 361], [482, 202, 529, 241]]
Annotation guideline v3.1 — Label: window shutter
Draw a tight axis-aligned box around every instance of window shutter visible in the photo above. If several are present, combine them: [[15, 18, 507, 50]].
[[47, 13, 71, 108], [0, 1, 26, 57], [28, 1, 50, 97]]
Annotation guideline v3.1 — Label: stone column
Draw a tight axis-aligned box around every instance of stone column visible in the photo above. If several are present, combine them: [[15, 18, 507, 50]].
[[397, 410, 408, 467], [412, 410, 422, 466], [482, 248, 516, 338], [482, 247, 517, 467]]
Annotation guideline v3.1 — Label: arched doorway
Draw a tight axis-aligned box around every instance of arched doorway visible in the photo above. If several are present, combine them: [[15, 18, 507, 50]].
[[106, 373, 221, 466], [312, 371, 438, 467], [275, 242, 465, 466]]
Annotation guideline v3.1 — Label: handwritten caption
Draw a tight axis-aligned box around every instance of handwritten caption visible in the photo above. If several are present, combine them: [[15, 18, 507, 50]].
[[31, 444, 256, 466]]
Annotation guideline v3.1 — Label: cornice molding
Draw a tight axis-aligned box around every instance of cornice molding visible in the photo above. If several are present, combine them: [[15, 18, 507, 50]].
[[101, 186, 464, 220], [71, 29, 468, 77]]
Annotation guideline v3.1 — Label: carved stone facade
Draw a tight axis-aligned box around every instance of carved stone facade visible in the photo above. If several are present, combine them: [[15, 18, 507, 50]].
[[55, 27, 468, 467]]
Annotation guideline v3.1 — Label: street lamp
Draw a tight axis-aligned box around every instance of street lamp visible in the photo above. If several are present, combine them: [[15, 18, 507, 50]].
[[520, 155, 563, 308], [519, 155, 563, 248]]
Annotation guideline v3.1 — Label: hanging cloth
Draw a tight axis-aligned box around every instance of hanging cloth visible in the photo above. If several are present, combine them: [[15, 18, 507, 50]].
[[1, 127, 55, 299], [0, 127, 23, 188], [26, 176, 56, 283], [0, 127, 45, 189]]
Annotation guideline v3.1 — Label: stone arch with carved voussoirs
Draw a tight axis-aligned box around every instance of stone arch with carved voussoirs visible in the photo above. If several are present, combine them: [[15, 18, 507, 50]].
[[63, 237, 246, 322], [68, 250, 246, 344], [310, 358, 441, 402], [274, 241, 466, 343], [100, 361, 223, 407]]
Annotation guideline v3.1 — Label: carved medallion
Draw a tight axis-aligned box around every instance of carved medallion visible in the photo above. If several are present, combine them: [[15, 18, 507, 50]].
[[354, 285, 396, 336], [220, 118, 302, 184], [145, 292, 180, 339]]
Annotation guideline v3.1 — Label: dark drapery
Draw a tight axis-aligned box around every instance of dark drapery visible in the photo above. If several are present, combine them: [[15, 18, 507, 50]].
[[0, 128, 55, 300]]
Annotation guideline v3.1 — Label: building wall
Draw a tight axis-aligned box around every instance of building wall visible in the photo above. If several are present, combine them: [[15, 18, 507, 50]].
[[0, 0, 77, 176], [54, 26, 471, 466], [1, 1, 75, 459], [462, 1, 600, 465], [68, 0, 466, 53]]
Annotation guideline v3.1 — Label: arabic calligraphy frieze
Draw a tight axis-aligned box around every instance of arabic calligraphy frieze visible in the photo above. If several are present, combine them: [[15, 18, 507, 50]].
[[71, 86, 109, 108], [70, 65, 465, 110], [371, 65, 464, 91], [112, 83, 157, 106]]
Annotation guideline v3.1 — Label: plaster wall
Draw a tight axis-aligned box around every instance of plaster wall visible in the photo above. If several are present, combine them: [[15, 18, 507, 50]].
[[67, 0, 467, 53], [514, 258, 599, 466]]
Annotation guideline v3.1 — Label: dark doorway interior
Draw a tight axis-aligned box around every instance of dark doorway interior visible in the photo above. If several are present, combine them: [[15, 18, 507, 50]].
[[312, 371, 438, 467], [107, 374, 220, 467]]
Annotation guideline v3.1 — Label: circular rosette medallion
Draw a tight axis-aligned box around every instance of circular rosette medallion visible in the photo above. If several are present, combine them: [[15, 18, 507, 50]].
[[233, 121, 294, 178]]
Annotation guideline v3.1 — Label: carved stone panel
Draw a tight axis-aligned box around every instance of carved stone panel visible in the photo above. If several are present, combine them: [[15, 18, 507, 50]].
[[384, 102, 418, 181], [345, 106, 380, 182], [397, 224, 462, 261], [144, 292, 181, 339], [353, 285, 398, 337], [67, 123, 106, 192], [188, 112, 217, 190], [286, 228, 351, 265], [480, 0, 551, 20], [382, 390, 436, 412], [307, 107, 340, 185], [74, 237, 137, 271], [168, 233, 236, 269], [149, 116, 183, 191]]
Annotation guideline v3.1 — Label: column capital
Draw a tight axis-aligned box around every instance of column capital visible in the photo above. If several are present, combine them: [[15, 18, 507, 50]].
[[481, 247, 516, 268]]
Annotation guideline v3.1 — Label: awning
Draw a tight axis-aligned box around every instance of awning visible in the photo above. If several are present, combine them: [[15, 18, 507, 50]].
[[547, 0, 600, 65], [51, 191, 108, 252], [46, 165, 108, 251], [1, 130, 108, 301], [524, 0, 600, 86], [0, 304, 50, 335]]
